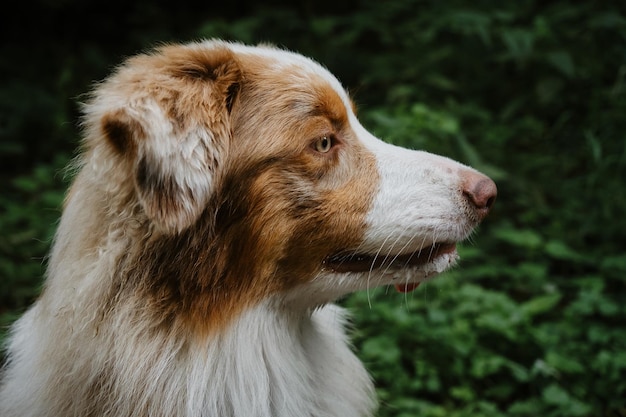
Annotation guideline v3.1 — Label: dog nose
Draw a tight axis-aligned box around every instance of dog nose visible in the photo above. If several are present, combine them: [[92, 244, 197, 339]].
[[461, 170, 497, 219]]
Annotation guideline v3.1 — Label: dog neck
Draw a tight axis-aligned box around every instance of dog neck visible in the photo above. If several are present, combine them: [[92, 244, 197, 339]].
[[90, 300, 376, 416], [2, 297, 376, 417], [173, 301, 376, 417]]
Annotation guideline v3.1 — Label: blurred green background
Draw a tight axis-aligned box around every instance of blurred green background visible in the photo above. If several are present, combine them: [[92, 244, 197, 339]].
[[1, 1, 625, 416]]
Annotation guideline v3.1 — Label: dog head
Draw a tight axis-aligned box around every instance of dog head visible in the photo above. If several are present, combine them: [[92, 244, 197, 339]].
[[80, 40, 496, 326]]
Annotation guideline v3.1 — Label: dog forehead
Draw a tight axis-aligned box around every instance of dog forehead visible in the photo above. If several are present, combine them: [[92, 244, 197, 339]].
[[228, 42, 353, 106], [231, 42, 332, 76]]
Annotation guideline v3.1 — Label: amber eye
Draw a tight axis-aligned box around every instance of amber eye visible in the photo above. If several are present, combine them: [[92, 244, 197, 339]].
[[314, 135, 333, 153]]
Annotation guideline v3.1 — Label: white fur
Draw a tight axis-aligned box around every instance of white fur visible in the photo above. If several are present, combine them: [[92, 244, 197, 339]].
[[1, 300, 373, 417], [352, 118, 478, 253]]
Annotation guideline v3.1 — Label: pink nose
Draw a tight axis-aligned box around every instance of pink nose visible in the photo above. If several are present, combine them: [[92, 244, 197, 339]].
[[461, 170, 497, 220]]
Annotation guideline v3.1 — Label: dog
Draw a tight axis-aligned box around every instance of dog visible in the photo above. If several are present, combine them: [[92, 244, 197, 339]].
[[0, 40, 496, 417]]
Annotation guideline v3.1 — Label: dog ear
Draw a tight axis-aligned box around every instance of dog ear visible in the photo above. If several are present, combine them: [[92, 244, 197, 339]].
[[99, 45, 242, 234]]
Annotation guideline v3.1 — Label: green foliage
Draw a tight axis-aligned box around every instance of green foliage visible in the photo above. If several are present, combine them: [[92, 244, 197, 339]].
[[0, 155, 68, 335], [2, 0, 625, 415]]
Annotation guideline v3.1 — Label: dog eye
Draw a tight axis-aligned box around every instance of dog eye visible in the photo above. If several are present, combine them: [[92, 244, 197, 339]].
[[313, 135, 333, 153]]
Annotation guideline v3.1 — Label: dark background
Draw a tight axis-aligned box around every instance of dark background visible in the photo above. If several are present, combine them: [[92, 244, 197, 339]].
[[1, 1, 625, 416]]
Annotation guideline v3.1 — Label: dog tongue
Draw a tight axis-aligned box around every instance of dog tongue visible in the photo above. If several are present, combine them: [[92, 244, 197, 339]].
[[394, 282, 420, 293]]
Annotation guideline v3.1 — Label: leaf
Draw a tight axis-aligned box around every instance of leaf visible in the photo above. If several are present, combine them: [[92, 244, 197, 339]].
[[585, 130, 602, 162], [471, 355, 506, 378], [493, 227, 543, 249], [507, 398, 545, 416], [521, 293, 562, 317], [450, 385, 475, 401], [360, 336, 401, 364], [601, 255, 626, 272], [517, 262, 548, 281], [542, 383, 571, 406], [545, 351, 585, 374], [501, 28, 535, 63], [542, 384, 593, 416], [544, 240, 580, 261], [546, 51, 576, 78], [531, 359, 559, 378]]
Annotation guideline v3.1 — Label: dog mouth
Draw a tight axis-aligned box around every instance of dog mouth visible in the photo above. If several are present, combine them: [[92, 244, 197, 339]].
[[323, 242, 458, 292]]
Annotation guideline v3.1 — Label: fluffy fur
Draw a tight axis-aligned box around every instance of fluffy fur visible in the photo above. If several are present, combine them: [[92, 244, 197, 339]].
[[0, 40, 496, 417]]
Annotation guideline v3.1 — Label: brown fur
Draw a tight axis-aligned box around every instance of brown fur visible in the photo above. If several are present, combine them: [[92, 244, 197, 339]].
[[82, 42, 378, 335]]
